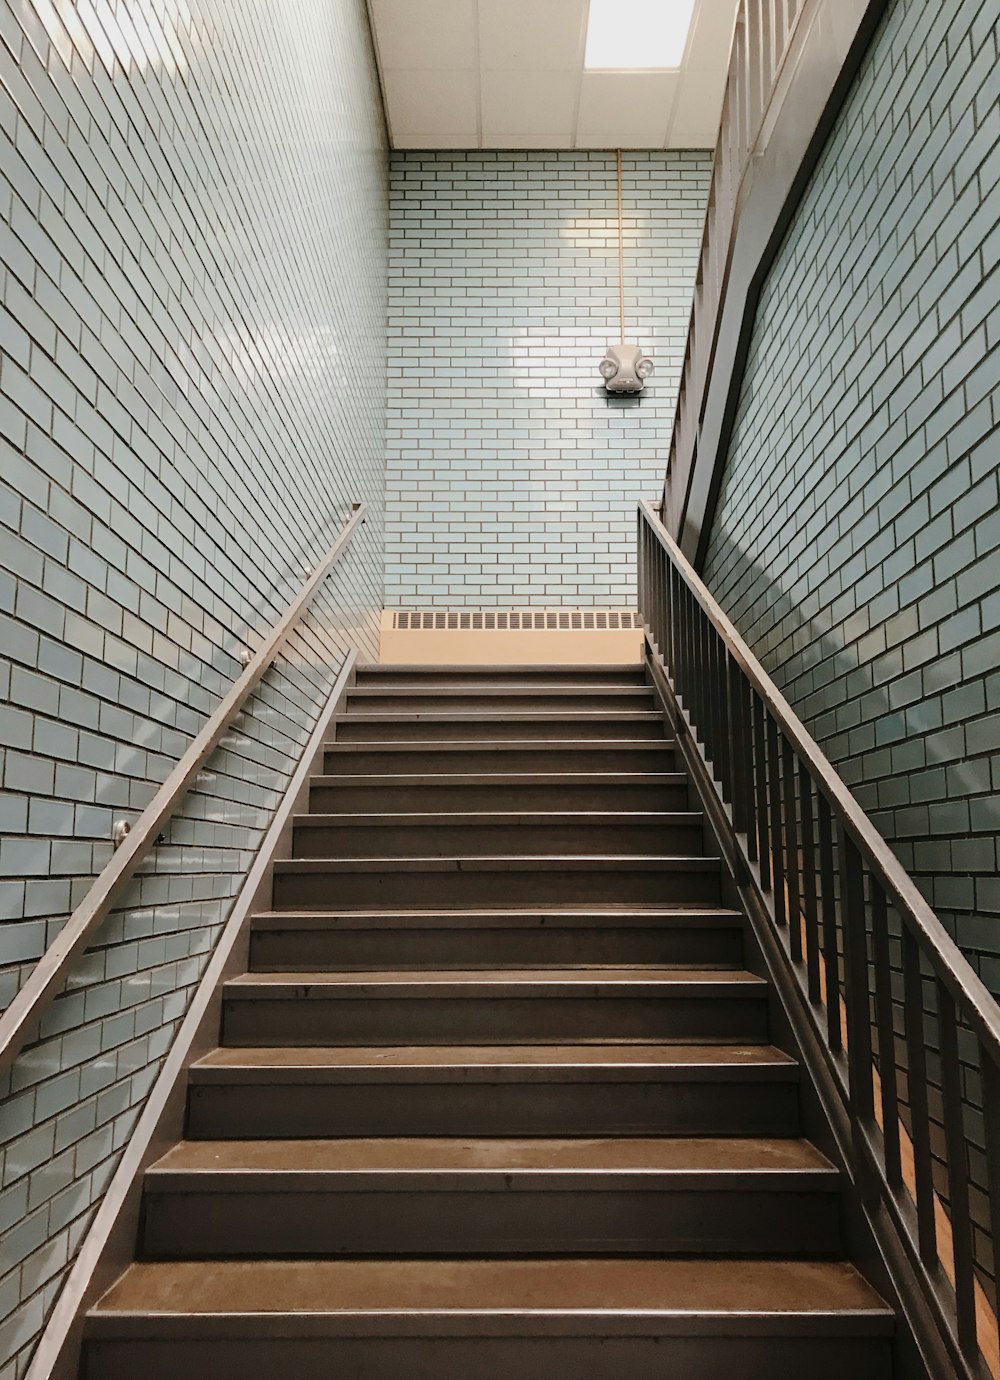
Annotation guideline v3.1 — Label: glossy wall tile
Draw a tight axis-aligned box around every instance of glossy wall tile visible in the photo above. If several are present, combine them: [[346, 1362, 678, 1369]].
[[384, 150, 711, 608], [705, 0, 1000, 983], [0, 0, 388, 1372]]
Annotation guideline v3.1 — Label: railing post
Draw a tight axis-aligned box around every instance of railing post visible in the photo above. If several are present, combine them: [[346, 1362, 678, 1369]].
[[938, 983, 977, 1358]]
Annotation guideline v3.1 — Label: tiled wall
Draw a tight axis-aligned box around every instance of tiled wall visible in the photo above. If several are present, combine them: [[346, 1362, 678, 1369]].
[[704, 0, 1000, 979], [385, 150, 712, 608], [0, 0, 387, 1371]]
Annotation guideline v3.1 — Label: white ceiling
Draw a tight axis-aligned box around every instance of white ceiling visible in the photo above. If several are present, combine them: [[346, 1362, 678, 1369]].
[[367, 0, 739, 150]]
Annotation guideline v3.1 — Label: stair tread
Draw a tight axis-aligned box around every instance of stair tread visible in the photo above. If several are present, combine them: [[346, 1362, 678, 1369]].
[[193, 1042, 796, 1072], [250, 908, 743, 929], [273, 856, 721, 872], [309, 773, 688, 786], [358, 664, 644, 674], [227, 967, 764, 988], [324, 740, 675, 750], [336, 712, 665, 721], [150, 1136, 833, 1175], [348, 687, 656, 698], [91, 1258, 889, 1320], [292, 811, 702, 828]]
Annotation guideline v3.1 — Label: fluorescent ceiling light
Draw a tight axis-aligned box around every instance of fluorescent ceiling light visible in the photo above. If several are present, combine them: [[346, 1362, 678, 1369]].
[[584, 0, 696, 69]]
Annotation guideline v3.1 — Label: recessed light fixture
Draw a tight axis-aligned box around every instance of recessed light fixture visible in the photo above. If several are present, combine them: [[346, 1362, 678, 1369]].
[[584, 0, 696, 70]]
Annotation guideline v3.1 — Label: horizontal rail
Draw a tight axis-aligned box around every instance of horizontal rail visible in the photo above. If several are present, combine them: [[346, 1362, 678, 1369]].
[[0, 503, 368, 1082], [638, 497, 1000, 1380]]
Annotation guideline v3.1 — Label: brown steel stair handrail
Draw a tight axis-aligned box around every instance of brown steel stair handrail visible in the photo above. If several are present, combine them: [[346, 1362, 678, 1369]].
[[638, 496, 1000, 1380], [0, 502, 368, 1082]]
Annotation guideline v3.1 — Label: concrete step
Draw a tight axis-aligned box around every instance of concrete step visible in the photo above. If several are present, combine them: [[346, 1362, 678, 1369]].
[[308, 772, 692, 813], [248, 908, 746, 971], [220, 967, 770, 1046], [289, 811, 708, 859], [84, 1258, 893, 1380], [322, 740, 679, 774], [187, 1043, 803, 1139], [140, 1136, 842, 1258], [271, 855, 723, 910], [332, 713, 668, 743]]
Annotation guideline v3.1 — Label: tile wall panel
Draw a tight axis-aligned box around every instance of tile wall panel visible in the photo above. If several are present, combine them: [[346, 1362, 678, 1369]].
[[702, 0, 999, 1284], [384, 149, 711, 607], [0, 0, 387, 1371], [704, 0, 999, 987]]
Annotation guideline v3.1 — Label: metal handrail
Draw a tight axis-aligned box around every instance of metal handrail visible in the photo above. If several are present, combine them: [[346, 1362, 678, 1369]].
[[638, 498, 1000, 1379], [0, 502, 368, 1082]]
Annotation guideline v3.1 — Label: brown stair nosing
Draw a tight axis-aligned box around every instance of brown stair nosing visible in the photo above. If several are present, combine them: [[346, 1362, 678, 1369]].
[[323, 740, 677, 752], [291, 810, 704, 829], [148, 1134, 836, 1180], [249, 909, 744, 931], [272, 856, 722, 875], [190, 1043, 799, 1085], [222, 969, 768, 1000], [346, 686, 657, 699], [331, 717, 667, 728], [312, 775, 688, 788], [357, 663, 648, 674], [87, 1259, 892, 1337]]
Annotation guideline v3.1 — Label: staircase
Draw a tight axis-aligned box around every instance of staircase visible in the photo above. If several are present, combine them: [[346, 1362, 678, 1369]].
[[82, 664, 894, 1379]]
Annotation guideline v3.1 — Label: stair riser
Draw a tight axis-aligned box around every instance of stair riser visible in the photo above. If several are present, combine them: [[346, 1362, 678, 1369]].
[[334, 720, 666, 743], [82, 1334, 893, 1380], [249, 926, 744, 972], [221, 995, 769, 1046], [141, 1185, 841, 1258], [347, 693, 656, 713], [310, 783, 691, 812], [272, 867, 721, 910], [355, 670, 650, 687], [187, 1079, 802, 1140], [290, 822, 706, 859], [322, 747, 677, 773]]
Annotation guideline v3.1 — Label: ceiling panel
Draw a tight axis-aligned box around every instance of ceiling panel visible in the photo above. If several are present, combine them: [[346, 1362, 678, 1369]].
[[385, 69, 479, 136], [369, 0, 739, 149], [369, 0, 477, 69], [478, 0, 587, 70]]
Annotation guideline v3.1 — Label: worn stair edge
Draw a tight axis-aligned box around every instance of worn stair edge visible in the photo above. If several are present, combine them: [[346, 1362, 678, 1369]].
[[189, 1043, 800, 1084], [87, 1259, 893, 1336], [249, 909, 744, 930], [273, 856, 722, 874]]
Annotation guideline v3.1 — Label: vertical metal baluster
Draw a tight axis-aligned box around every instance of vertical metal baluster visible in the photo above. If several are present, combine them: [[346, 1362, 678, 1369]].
[[743, 671, 758, 862], [753, 693, 771, 888], [717, 639, 732, 804], [782, 736, 801, 960], [798, 762, 820, 1001], [666, 561, 676, 683], [840, 833, 875, 1201], [981, 1049, 1000, 1321], [870, 884, 901, 1188], [902, 927, 937, 1266], [767, 712, 786, 926], [698, 610, 711, 755], [817, 793, 841, 1052], [659, 543, 667, 656], [728, 655, 748, 836], [938, 983, 977, 1357]]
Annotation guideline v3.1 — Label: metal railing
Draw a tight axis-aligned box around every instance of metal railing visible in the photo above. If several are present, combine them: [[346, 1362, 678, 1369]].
[[0, 502, 368, 1081], [663, 0, 807, 533], [638, 498, 1000, 1380]]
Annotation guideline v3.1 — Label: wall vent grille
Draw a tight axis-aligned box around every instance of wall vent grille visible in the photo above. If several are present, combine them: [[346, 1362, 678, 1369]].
[[390, 610, 640, 632]]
